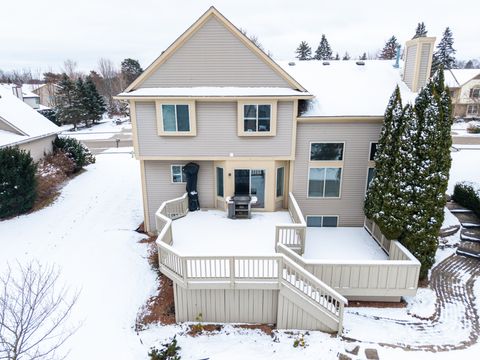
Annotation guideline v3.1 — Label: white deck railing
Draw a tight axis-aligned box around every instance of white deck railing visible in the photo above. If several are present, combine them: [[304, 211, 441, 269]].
[[364, 218, 391, 253], [155, 192, 347, 333], [275, 193, 307, 254], [276, 236, 421, 298]]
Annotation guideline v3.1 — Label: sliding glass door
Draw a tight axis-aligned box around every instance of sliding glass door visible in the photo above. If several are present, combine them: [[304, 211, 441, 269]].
[[234, 169, 265, 208]]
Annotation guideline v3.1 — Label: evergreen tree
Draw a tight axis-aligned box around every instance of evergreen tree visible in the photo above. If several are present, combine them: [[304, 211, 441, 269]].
[[121, 58, 143, 87], [465, 60, 474, 69], [342, 52, 351, 60], [295, 41, 312, 60], [364, 87, 405, 238], [84, 76, 107, 124], [314, 35, 333, 60], [432, 27, 456, 73], [413, 22, 428, 39], [360, 52, 367, 60], [379, 36, 400, 60], [56, 74, 80, 129], [74, 78, 90, 127], [334, 53, 340, 60]]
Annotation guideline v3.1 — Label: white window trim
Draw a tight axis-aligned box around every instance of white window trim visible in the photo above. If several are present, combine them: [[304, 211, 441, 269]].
[[306, 215, 339, 227], [470, 87, 480, 99], [170, 164, 186, 184], [156, 100, 196, 136], [309, 141, 346, 163], [368, 141, 378, 162], [237, 100, 277, 137], [467, 104, 479, 115], [275, 166, 285, 199], [307, 166, 343, 199]]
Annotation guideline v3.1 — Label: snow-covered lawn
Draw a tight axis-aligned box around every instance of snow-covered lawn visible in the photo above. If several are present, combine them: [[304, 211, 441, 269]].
[[1, 151, 480, 359], [448, 148, 480, 193], [62, 118, 132, 140], [452, 120, 480, 137]]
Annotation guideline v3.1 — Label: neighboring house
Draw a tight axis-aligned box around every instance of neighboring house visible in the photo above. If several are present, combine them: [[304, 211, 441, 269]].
[[117, 7, 433, 333], [0, 83, 41, 109], [25, 83, 59, 108], [0, 86, 60, 161], [445, 69, 480, 119]]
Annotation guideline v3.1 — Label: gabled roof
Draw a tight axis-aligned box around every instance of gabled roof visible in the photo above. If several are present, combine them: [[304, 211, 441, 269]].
[[0, 83, 39, 98], [125, 6, 307, 93], [444, 69, 480, 88], [279, 60, 417, 117], [0, 86, 60, 147]]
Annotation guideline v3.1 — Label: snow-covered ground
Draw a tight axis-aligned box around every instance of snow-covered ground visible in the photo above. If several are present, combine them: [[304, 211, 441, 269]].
[[452, 119, 480, 137], [448, 148, 480, 193], [1, 150, 480, 359], [61, 118, 132, 140]]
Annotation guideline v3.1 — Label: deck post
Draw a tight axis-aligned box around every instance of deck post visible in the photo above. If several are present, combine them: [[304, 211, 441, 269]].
[[182, 257, 188, 287], [338, 303, 345, 335], [229, 257, 235, 288]]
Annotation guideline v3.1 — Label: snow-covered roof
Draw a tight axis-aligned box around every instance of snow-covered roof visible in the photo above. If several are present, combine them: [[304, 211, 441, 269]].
[[0, 129, 28, 147], [444, 69, 480, 88], [0, 83, 39, 98], [0, 86, 60, 147], [118, 87, 312, 98], [279, 60, 417, 117]]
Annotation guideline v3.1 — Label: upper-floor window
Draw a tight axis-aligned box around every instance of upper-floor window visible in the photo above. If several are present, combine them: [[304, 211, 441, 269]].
[[237, 100, 277, 136], [470, 88, 480, 99], [156, 101, 196, 136], [369, 143, 378, 161], [467, 104, 479, 115], [310, 143, 344, 161], [171, 165, 186, 183]]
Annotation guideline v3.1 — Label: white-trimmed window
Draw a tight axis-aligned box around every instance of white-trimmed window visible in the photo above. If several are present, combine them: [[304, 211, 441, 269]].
[[276, 167, 285, 197], [467, 104, 479, 115], [171, 165, 186, 183], [306, 215, 338, 227], [310, 142, 344, 161], [156, 101, 196, 136], [470, 88, 480, 99], [237, 100, 277, 136], [308, 167, 342, 198], [367, 167, 376, 189]]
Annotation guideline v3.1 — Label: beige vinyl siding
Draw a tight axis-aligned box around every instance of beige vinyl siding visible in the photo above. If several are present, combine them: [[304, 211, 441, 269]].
[[135, 101, 293, 158], [404, 45, 417, 90], [174, 285, 278, 324], [18, 135, 55, 162], [140, 17, 290, 88], [143, 160, 214, 232], [292, 122, 382, 226], [418, 43, 432, 89]]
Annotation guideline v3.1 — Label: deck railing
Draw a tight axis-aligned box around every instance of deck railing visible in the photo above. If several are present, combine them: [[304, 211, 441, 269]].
[[155, 193, 188, 245], [157, 240, 347, 331], [364, 217, 391, 253], [276, 238, 420, 298], [275, 193, 307, 254]]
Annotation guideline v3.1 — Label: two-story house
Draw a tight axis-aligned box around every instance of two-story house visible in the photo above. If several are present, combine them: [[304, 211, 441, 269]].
[[445, 69, 480, 119], [117, 7, 431, 333]]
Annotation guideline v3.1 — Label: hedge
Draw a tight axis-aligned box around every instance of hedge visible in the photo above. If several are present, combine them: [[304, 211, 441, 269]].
[[53, 137, 95, 172], [452, 182, 480, 217]]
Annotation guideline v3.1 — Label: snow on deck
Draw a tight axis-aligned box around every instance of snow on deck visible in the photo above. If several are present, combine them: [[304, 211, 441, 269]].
[[304, 227, 388, 260], [171, 210, 291, 255], [171, 210, 387, 260]]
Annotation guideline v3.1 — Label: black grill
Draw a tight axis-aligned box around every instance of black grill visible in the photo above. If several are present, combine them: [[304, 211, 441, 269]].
[[228, 195, 252, 219]]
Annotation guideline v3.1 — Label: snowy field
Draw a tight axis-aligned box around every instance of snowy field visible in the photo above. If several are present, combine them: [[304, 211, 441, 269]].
[[452, 119, 480, 137], [448, 148, 480, 193], [61, 117, 132, 140], [1, 150, 480, 359]]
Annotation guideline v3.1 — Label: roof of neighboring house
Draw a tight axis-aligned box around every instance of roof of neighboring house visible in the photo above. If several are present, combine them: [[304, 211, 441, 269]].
[[117, 87, 312, 98], [444, 69, 480, 88], [0, 83, 40, 98], [0, 86, 60, 147], [279, 60, 417, 117]]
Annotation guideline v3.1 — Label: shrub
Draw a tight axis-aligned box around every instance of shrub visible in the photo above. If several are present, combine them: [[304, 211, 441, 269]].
[[148, 336, 181, 360], [452, 182, 480, 217], [38, 108, 60, 126], [0, 147, 37, 219], [466, 122, 480, 134], [53, 137, 95, 172]]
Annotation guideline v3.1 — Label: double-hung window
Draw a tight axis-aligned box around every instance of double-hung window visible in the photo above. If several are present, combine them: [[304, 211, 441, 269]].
[[171, 165, 186, 183], [470, 88, 480, 99], [156, 101, 196, 136], [308, 142, 344, 198], [306, 215, 338, 227], [467, 104, 479, 115], [238, 101, 277, 136]]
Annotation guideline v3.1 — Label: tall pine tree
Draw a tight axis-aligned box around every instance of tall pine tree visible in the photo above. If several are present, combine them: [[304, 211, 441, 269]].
[[295, 41, 312, 60], [74, 78, 90, 127], [56, 74, 80, 129], [342, 52, 351, 60], [121, 58, 143, 88], [432, 27, 456, 73], [314, 35, 333, 60], [379, 36, 400, 60], [413, 22, 428, 39], [84, 76, 107, 124]]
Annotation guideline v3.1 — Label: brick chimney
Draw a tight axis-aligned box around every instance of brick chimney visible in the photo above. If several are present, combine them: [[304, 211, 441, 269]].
[[403, 37, 436, 92]]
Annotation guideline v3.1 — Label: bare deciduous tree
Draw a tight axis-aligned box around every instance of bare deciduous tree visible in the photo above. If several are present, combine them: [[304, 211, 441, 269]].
[[62, 59, 81, 80], [0, 262, 79, 360]]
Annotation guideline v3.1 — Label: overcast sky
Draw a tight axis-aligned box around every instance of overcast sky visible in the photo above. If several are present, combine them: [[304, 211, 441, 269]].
[[1, 0, 478, 75]]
